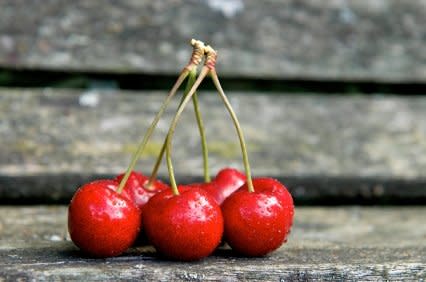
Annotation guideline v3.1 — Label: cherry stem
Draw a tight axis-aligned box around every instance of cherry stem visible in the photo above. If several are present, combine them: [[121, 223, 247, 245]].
[[191, 80, 211, 183], [210, 69, 254, 193], [166, 66, 211, 195], [146, 68, 202, 187], [116, 69, 189, 194], [117, 39, 206, 194]]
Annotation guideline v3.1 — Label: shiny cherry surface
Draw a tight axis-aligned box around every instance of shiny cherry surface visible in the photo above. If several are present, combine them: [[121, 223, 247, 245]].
[[189, 168, 246, 205], [142, 186, 224, 261], [222, 177, 294, 256], [68, 179, 141, 257], [212, 167, 246, 204], [115, 171, 169, 209]]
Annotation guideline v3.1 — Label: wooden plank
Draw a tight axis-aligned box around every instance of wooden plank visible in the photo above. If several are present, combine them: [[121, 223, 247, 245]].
[[1, 88, 426, 203], [2, 173, 426, 205], [0, 0, 425, 82], [0, 206, 424, 280]]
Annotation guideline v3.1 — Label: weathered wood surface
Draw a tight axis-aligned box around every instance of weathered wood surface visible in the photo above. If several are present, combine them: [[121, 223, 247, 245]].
[[1, 0, 425, 82], [0, 206, 425, 281], [1, 89, 426, 203]]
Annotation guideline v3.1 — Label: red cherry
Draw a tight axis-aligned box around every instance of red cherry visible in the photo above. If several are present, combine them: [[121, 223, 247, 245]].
[[187, 181, 219, 201], [189, 168, 246, 205], [142, 186, 224, 261], [115, 171, 169, 209], [244, 178, 294, 230], [212, 167, 246, 204], [68, 179, 141, 257], [222, 178, 294, 257]]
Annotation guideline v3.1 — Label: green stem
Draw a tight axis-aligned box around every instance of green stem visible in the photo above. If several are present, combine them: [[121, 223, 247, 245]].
[[191, 82, 211, 183], [210, 70, 254, 193], [116, 69, 190, 194], [146, 68, 199, 188], [166, 67, 210, 195]]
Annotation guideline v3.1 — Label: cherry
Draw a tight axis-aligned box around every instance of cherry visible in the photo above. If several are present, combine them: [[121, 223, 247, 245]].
[[212, 167, 246, 204], [115, 170, 169, 209], [140, 50, 224, 261], [221, 177, 294, 257], [142, 186, 224, 261], [68, 179, 141, 257], [202, 47, 294, 256], [115, 171, 169, 246], [189, 168, 246, 205]]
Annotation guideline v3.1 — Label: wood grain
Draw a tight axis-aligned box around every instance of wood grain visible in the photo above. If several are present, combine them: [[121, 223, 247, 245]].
[[0, 0, 425, 82], [1, 206, 424, 281], [1, 89, 426, 203]]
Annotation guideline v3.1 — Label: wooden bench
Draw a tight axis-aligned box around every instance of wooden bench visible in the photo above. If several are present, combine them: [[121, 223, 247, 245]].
[[0, 1, 425, 280]]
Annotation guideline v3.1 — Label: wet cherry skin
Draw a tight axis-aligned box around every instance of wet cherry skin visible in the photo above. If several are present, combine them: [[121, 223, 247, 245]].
[[142, 186, 224, 261], [221, 177, 294, 257], [115, 171, 169, 209], [68, 179, 142, 257], [190, 168, 246, 205]]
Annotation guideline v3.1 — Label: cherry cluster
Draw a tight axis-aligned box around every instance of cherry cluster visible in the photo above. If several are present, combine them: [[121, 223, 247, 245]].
[[67, 40, 294, 261]]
